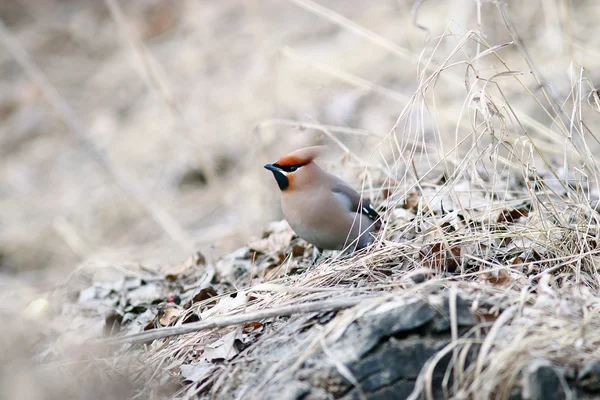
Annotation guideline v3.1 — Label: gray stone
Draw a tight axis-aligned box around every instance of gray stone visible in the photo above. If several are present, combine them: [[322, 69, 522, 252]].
[[577, 360, 600, 392], [349, 337, 451, 388], [525, 360, 566, 400], [333, 299, 436, 362], [429, 295, 477, 332]]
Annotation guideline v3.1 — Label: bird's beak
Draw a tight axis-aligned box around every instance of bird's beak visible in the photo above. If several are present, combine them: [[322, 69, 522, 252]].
[[264, 163, 280, 172], [264, 163, 290, 191]]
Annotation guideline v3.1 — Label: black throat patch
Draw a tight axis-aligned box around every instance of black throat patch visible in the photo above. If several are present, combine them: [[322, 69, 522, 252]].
[[271, 170, 289, 190]]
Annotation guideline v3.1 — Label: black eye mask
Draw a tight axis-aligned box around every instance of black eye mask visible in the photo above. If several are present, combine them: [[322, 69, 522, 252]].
[[264, 163, 304, 191], [273, 163, 303, 173], [271, 169, 289, 190]]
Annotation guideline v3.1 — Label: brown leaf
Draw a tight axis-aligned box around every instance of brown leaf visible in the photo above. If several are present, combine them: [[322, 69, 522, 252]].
[[403, 192, 420, 211], [184, 287, 218, 309], [512, 256, 523, 265], [480, 268, 514, 286], [374, 267, 393, 276], [193, 287, 218, 303], [447, 246, 461, 272], [419, 243, 461, 273], [156, 303, 183, 327], [476, 311, 498, 324], [497, 207, 529, 224], [242, 322, 263, 334], [262, 263, 283, 281], [292, 244, 306, 258]]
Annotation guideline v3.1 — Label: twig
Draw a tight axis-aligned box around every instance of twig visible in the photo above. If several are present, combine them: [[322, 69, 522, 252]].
[[105, 295, 380, 345]]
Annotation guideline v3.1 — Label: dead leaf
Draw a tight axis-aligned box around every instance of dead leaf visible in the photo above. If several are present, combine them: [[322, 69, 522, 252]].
[[497, 206, 529, 224], [200, 292, 247, 320], [242, 322, 263, 334], [476, 311, 499, 324], [419, 243, 461, 272], [248, 220, 294, 254], [156, 303, 183, 327], [403, 192, 419, 211], [374, 267, 393, 276], [161, 251, 206, 280], [292, 244, 306, 258], [480, 268, 514, 286], [195, 287, 218, 301], [180, 363, 213, 382], [126, 309, 156, 333], [203, 330, 242, 361], [215, 247, 252, 280]]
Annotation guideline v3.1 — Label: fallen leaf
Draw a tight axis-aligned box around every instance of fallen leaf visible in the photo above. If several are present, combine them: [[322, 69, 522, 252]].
[[242, 322, 263, 334], [291, 244, 306, 258], [419, 243, 461, 272], [180, 363, 213, 382], [193, 287, 218, 303], [156, 303, 183, 327], [161, 251, 206, 280], [248, 220, 294, 254], [203, 330, 242, 361], [215, 247, 252, 280], [480, 268, 514, 286], [200, 292, 247, 320], [497, 206, 529, 224], [403, 192, 420, 211]]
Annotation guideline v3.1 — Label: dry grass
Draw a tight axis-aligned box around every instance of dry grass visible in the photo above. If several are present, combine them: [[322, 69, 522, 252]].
[[2, 0, 600, 399]]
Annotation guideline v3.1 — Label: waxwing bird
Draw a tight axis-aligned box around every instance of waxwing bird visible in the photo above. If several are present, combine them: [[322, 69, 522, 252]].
[[264, 146, 380, 263]]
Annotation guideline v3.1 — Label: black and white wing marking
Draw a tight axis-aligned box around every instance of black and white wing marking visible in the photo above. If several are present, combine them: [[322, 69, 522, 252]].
[[361, 201, 380, 222], [331, 182, 380, 222]]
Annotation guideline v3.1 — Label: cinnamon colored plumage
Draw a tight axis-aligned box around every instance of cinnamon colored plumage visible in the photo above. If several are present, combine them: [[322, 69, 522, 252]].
[[264, 146, 379, 262]]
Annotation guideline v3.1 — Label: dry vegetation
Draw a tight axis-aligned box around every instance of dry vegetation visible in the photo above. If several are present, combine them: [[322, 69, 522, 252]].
[[2, 0, 600, 399]]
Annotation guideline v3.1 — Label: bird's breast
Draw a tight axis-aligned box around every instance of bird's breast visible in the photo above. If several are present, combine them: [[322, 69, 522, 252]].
[[280, 189, 373, 250]]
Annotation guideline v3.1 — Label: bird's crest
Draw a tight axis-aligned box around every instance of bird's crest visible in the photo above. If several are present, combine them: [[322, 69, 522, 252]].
[[276, 146, 325, 167]]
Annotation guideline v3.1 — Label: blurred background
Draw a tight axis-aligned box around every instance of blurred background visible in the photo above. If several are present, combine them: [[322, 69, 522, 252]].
[[1, 0, 599, 290]]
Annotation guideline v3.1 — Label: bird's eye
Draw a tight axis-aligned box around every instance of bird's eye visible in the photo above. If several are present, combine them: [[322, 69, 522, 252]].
[[281, 164, 302, 172]]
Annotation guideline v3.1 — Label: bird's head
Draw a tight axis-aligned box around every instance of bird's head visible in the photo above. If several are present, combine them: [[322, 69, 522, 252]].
[[264, 146, 325, 191]]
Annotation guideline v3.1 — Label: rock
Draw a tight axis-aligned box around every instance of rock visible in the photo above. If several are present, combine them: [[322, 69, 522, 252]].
[[342, 336, 453, 399], [577, 360, 600, 392], [332, 299, 436, 362], [278, 381, 313, 400], [349, 337, 450, 388], [524, 359, 567, 400], [429, 295, 477, 332], [296, 296, 479, 400]]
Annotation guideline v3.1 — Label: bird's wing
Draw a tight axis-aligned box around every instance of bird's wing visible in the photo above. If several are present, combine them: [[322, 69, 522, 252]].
[[331, 180, 379, 222]]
